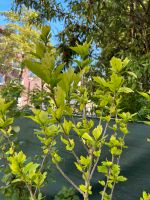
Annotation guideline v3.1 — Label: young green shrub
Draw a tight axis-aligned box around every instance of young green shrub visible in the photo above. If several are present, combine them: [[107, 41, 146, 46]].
[[0, 98, 26, 199], [8, 151, 47, 200], [0, 78, 24, 117], [29, 88, 50, 109], [0, 98, 47, 200], [23, 26, 135, 200]]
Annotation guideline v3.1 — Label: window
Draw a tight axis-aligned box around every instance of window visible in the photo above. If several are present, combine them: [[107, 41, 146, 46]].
[[0, 74, 4, 85], [29, 71, 36, 78]]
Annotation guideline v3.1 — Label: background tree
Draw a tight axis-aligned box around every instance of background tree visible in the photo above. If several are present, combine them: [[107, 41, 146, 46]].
[[0, 9, 43, 114], [13, 0, 150, 117], [13, 1, 150, 60], [0, 9, 41, 79]]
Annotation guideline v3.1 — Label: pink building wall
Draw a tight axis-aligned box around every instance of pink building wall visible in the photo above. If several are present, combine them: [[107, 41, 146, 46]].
[[19, 67, 42, 106]]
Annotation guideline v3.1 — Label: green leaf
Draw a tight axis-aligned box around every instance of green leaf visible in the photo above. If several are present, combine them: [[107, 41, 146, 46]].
[[97, 165, 108, 174], [82, 133, 93, 141], [41, 51, 55, 70], [111, 147, 122, 155], [28, 164, 40, 179], [74, 162, 82, 172], [55, 86, 66, 107], [108, 183, 113, 189], [17, 151, 26, 164], [99, 180, 105, 186], [79, 184, 92, 194], [37, 193, 43, 200], [74, 58, 92, 68], [40, 25, 51, 43], [139, 92, 150, 102], [66, 139, 75, 151], [109, 73, 123, 92], [79, 184, 87, 193], [1, 118, 13, 128], [110, 57, 123, 72], [109, 135, 120, 146], [122, 57, 130, 67], [35, 42, 45, 59], [80, 156, 90, 166], [55, 107, 64, 120], [70, 41, 91, 59], [8, 151, 26, 175], [24, 60, 51, 84], [93, 150, 101, 157], [63, 119, 72, 135], [119, 112, 133, 121], [61, 136, 68, 145], [141, 191, 150, 200], [34, 171, 47, 187], [92, 125, 103, 140], [61, 137, 75, 151], [93, 76, 108, 87], [11, 178, 22, 183], [145, 121, 150, 126], [0, 99, 13, 114], [147, 116, 150, 120], [55, 63, 65, 74], [52, 152, 61, 164], [58, 68, 75, 96], [117, 176, 127, 182], [23, 162, 35, 173], [127, 71, 137, 78], [118, 87, 134, 93], [39, 111, 49, 124], [120, 127, 128, 135]]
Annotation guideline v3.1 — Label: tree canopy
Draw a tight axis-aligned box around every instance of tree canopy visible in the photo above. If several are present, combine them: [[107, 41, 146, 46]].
[[13, 1, 150, 74], [0, 9, 41, 77], [5, 0, 150, 115]]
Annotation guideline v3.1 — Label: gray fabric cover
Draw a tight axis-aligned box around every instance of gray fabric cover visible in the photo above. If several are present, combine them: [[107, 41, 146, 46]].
[[1, 117, 150, 200]]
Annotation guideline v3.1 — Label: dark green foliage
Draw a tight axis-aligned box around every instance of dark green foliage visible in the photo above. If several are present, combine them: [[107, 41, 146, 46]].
[[29, 88, 50, 109], [13, 0, 150, 118], [1, 79, 23, 102], [0, 182, 29, 200], [54, 187, 80, 200], [0, 79, 24, 117], [14, 0, 66, 22]]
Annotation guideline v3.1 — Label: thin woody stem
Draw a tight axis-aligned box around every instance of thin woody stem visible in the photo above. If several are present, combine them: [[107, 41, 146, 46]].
[[55, 162, 83, 195], [26, 184, 36, 200], [34, 139, 55, 197], [101, 156, 114, 200], [109, 135, 126, 200], [83, 148, 94, 200]]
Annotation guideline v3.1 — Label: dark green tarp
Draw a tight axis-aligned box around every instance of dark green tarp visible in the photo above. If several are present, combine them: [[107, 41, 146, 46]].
[[1, 116, 150, 200]]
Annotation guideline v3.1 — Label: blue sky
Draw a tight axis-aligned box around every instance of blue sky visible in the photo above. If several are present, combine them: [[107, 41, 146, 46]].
[[0, 0, 64, 44], [0, 0, 12, 24], [0, 0, 12, 11]]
